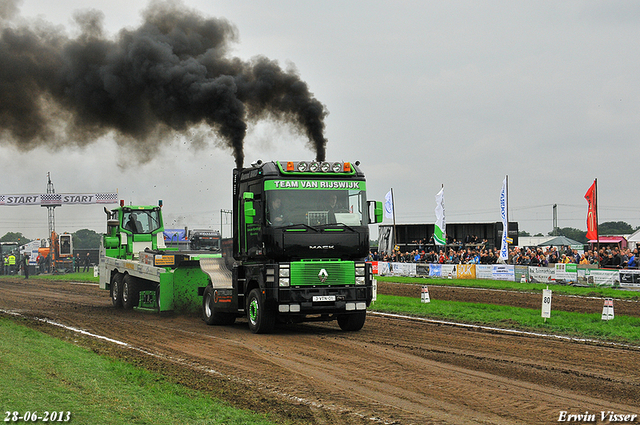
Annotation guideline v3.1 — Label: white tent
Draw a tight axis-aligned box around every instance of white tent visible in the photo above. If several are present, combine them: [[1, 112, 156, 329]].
[[627, 229, 640, 251]]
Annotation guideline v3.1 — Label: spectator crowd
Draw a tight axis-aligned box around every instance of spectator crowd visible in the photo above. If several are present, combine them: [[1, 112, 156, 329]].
[[368, 244, 639, 269]]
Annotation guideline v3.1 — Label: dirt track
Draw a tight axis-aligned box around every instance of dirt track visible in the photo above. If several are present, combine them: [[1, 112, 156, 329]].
[[1, 276, 639, 425]]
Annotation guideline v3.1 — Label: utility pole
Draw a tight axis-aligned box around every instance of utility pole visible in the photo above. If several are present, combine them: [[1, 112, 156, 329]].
[[220, 209, 232, 239]]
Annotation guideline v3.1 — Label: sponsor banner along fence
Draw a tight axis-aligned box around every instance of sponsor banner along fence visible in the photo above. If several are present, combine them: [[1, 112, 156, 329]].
[[369, 261, 639, 288], [578, 269, 620, 287], [529, 266, 556, 283], [619, 270, 640, 288]]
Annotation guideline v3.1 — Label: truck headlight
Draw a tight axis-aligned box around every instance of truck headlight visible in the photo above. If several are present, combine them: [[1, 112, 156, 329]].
[[279, 278, 290, 287], [279, 265, 290, 277], [355, 276, 365, 285]]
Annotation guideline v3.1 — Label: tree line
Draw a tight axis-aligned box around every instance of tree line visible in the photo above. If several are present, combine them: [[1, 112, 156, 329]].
[[517, 221, 638, 244], [0, 229, 102, 249]]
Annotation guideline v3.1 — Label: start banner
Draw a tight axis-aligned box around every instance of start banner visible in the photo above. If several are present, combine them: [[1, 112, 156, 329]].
[[0, 193, 118, 206]]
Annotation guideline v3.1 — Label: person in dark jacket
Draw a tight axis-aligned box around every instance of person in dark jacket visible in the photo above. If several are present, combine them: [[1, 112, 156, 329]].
[[83, 253, 91, 272], [23, 255, 29, 279]]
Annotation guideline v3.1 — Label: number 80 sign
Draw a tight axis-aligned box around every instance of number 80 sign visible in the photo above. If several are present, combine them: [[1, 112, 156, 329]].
[[541, 288, 552, 319]]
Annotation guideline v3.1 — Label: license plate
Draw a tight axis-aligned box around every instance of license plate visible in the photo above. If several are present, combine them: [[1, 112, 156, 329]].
[[313, 295, 336, 302]]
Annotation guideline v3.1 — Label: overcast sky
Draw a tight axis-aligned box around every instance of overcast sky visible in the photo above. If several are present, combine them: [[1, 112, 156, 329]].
[[2, 0, 640, 241]]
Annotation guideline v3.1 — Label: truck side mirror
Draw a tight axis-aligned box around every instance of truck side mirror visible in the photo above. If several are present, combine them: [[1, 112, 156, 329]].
[[243, 192, 256, 224], [368, 200, 383, 224]]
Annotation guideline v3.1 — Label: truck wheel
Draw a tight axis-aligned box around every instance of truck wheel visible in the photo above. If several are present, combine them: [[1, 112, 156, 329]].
[[247, 288, 275, 334], [202, 285, 236, 326], [337, 311, 367, 331], [110, 273, 124, 308], [122, 274, 139, 310]]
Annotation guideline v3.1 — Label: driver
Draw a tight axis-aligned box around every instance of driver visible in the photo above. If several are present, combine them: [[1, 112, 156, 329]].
[[125, 213, 143, 233], [269, 196, 285, 226], [325, 192, 346, 223]]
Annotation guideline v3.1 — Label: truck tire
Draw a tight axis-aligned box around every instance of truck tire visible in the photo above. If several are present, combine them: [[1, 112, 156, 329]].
[[110, 273, 124, 308], [337, 311, 367, 331], [247, 288, 275, 334], [202, 285, 236, 326], [122, 274, 139, 310]]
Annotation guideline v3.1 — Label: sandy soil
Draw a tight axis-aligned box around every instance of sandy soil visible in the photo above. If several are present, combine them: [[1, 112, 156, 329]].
[[1, 276, 638, 425]]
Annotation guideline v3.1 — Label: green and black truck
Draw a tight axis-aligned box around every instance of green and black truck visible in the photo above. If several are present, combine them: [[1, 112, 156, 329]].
[[98, 160, 383, 333]]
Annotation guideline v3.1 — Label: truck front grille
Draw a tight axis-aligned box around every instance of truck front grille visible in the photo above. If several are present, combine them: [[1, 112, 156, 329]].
[[290, 260, 355, 286]]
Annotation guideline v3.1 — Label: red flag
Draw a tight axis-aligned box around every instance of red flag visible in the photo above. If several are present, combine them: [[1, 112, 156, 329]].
[[584, 180, 597, 240]]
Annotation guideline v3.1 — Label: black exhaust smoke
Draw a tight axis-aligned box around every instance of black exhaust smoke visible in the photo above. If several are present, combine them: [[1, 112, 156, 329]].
[[0, 0, 327, 168]]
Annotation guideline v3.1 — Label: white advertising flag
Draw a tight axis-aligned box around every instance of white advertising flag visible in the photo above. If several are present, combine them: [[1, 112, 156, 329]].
[[499, 177, 509, 261], [384, 190, 394, 219], [434, 187, 446, 245]]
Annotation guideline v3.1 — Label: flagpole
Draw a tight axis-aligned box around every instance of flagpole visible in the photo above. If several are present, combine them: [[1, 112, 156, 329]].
[[595, 178, 600, 259], [441, 183, 444, 244], [506, 175, 509, 259], [391, 188, 397, 253]]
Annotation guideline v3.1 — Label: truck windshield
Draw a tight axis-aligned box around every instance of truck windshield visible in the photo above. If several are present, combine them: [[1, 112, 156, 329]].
[[123, 210, 162, 234], [266, 188, 365, 227]]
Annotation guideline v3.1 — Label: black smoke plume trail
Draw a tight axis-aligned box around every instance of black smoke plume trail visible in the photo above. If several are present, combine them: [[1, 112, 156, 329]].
[[0, 0, 327, 168]]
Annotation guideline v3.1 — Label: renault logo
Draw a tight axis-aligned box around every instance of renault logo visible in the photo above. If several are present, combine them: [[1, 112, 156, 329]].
[[318, 269, 329, 283]]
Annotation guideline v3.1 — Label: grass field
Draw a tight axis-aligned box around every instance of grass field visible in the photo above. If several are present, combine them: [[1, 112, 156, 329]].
[[30, 271, 98, 283], [373, 275, 640, 344], [0, 318, 279, 425], [375, 275, 640, 300]]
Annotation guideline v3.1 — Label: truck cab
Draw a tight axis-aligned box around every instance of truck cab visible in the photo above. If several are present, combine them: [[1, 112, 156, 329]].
[[213, 160, 383, 333], [189, 229, 221, 251], [103, 204, 167, 260]]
